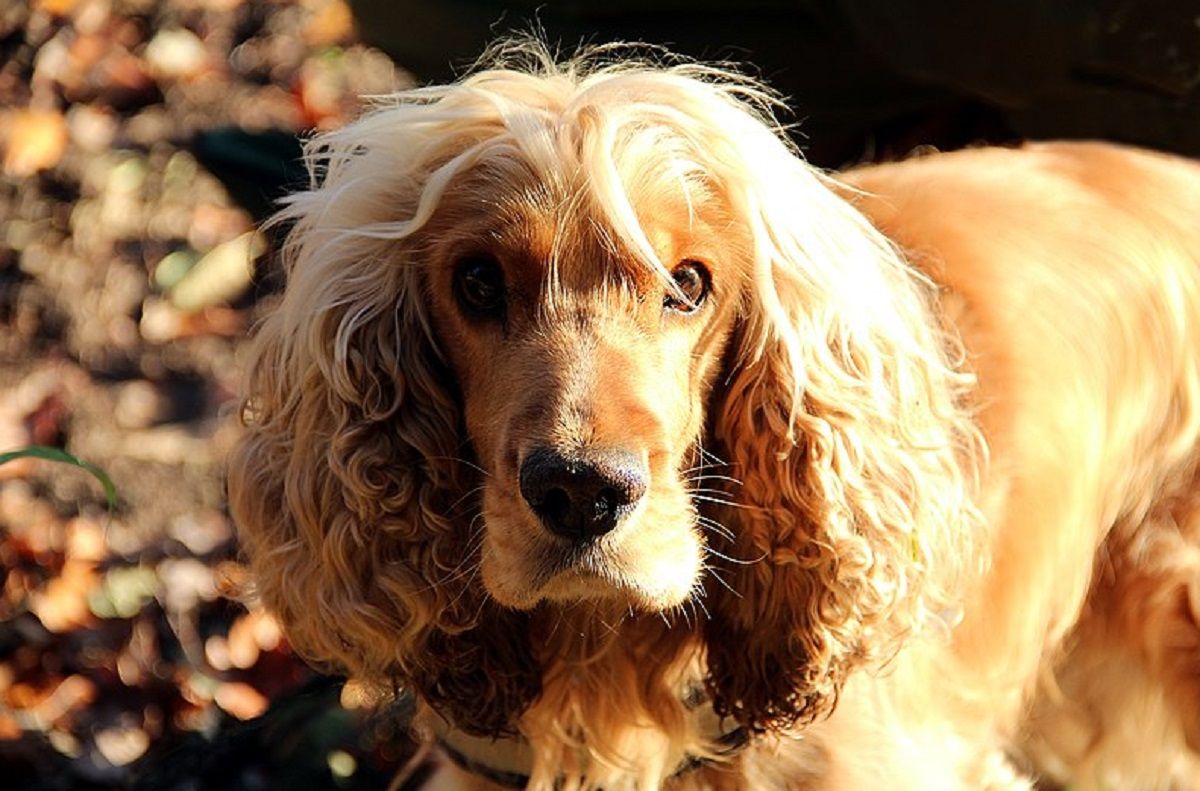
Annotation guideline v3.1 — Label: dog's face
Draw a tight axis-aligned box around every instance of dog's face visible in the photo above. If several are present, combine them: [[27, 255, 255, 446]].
[[229, 48, 979, 738], [424, 169, 745, 610]]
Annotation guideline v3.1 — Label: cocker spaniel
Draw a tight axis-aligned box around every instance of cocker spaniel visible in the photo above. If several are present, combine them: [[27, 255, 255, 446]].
[[227, 40, 1200, 789]]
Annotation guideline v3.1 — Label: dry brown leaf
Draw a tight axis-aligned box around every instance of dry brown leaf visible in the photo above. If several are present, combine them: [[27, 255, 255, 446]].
[[188, 204, 252, 251], [2, 109, 68, 177], [303, 0, 354, 47], [67, 104, 117, 152], [197, 0, 244, 9], [213, 681, 267, 720], [30, 560, 98, 633], [144, 29, 209, 80], [0, 483, 65, 553], [7, 674, 95, 730], [168, 231, 264, 312], [139, 298, 246, 343], [65, 517, 107, 563], [6, 681, 44, 710], [225, 614, 260, 670], [94, 723, 150, 766], [116, 618, 158, 687], [204, 635, 231, 672], [158, 558, 216, 614], [0, 713, 20, 741], [250, 609, 282, 652], [179, 672, 214, 707], [33, 0, 80, 16]]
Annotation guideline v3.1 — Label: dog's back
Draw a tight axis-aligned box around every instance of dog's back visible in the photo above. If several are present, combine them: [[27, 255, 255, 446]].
[[846, 142, 1200, 788]]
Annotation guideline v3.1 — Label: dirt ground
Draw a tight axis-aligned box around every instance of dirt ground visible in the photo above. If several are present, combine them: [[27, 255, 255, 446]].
[[0, 1, 417, 787]]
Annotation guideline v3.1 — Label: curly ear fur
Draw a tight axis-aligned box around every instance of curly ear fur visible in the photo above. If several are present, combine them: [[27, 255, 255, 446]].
[[701, 160, 985, 732], [225, 116, 540, 737]]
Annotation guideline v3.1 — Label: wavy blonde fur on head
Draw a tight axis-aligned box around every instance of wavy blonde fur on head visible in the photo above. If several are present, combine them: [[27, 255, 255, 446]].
[[692, 77, 986, 731], [228, 36, 985, 762]]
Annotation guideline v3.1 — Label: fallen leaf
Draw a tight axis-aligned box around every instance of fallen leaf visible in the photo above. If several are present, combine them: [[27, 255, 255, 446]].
[[0, 713, 20, 740], [168, 511, 232, 556], [151, 249, 200, 292], [0, 483, 64, 553], [47, 728, 81, 758], [113, 380, 169, 430], [89, 565, 157, 620], [94, 723, 150, 766], [96, 50, 159, 111], [213, 681, 267, 720], [204, 635, 231, 671], [167, 231, 264, 312], [250, 609, 282, 652], [140, 298, 245, 342], [158, 558, 216, 614], [188, 203, 252, 251], [180, 671, 216, 705], [327, 749, 356, 779], [225, 613, 260, 669], [30, 560, 97, 633], [144, 28, 209, 80], [33, 0, 79, 16], [303, 0, 354, 47], [65, 517, 107, 563], [2, 108, 68, 178], [66, 105, 117, 151], [115, 617, 157, 687], [7, 674, 95, 729]]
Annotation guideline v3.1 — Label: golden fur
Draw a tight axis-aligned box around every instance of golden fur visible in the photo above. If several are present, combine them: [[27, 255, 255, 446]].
[[227, 40, 1200, 789]]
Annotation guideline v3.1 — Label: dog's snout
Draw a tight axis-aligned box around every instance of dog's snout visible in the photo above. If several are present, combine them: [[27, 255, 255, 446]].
[[519, 448, 647, 542]]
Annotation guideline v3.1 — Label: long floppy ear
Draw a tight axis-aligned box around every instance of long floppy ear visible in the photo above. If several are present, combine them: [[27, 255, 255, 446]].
[[225, 111, 539, 737], [701, 155, 983, 732]]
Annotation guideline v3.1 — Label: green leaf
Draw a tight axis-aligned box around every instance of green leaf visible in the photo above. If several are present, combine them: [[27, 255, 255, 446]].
[[0, 445, 118, 512]]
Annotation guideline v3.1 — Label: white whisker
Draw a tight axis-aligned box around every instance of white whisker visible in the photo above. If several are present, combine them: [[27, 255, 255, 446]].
[[427, 455, 494, 478], [704, 565, 741, 598], [704, 544, 766, 566]]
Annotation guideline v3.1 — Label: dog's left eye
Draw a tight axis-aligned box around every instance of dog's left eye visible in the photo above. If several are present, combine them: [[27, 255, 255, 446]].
[[663, 259, 711, 314], [454, 254, 506, 319]]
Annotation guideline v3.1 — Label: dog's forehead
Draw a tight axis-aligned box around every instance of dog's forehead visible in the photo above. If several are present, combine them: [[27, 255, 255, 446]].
[[462, 171, 715, 290]]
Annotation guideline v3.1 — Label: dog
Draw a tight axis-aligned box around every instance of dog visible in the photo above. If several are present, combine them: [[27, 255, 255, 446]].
[[227, 39, 1200, 789]]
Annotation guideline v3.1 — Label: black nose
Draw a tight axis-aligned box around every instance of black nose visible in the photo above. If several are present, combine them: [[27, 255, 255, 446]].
[[518, 448, 648, 542]]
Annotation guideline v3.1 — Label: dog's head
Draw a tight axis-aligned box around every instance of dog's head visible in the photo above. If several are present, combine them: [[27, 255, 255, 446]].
[[228, 42, 979, 738]]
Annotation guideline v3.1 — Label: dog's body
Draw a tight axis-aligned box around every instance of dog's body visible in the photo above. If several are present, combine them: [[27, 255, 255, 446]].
[[228, 44, 1200, 789], [822, 143, 1200, 788]]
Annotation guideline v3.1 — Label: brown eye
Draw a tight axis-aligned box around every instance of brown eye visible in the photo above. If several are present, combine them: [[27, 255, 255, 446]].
[[663, 259, 711, 314], [454, 254, 506, 319]]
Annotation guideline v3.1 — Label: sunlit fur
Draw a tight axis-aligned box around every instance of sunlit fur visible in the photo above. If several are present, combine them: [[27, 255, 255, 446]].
[[228, 39, 1200, 789]]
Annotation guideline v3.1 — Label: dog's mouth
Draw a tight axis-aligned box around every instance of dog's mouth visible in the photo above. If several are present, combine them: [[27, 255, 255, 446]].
[[528, 538, 619, 587], [479, 483, 703, 611]]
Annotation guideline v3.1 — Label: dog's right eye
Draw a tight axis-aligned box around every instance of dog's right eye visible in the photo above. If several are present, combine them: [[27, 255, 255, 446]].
[[454, 254, 506, 319]]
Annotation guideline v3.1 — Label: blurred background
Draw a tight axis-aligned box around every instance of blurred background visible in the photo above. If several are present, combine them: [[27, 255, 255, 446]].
[[1, 1, 1198, 789]]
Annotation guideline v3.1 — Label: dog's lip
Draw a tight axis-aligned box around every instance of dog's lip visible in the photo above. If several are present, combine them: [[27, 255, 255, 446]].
[[529, 538, 622, 587], [482, 535, 631, 610], [481, 486, 698, 608], [490, 529, 645, 606]]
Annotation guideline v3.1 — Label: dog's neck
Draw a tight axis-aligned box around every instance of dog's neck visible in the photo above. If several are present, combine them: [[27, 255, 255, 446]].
[[422, 603, 747, 787]]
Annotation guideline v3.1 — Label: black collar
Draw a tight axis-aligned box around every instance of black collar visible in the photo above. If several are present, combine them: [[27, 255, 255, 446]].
[[436, 713, 750, 788]]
